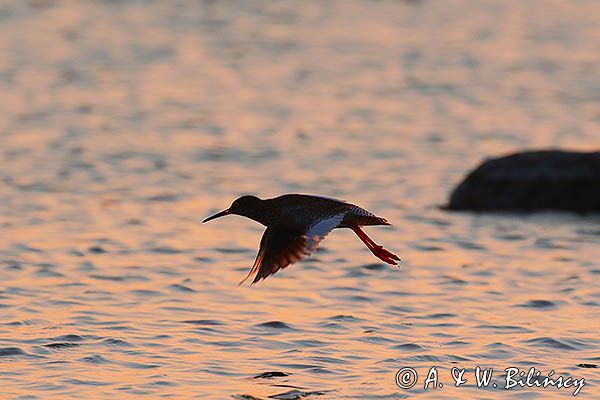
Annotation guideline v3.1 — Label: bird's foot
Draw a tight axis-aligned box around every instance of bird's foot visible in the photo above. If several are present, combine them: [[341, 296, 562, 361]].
[[372, 245, 401, 266]]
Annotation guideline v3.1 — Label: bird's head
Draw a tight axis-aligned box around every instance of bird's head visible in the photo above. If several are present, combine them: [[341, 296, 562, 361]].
[[202, 195, 262, 223]]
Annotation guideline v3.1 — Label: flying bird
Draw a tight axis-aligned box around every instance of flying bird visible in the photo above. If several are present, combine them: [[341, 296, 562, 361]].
[[203, 194, 400, 284]]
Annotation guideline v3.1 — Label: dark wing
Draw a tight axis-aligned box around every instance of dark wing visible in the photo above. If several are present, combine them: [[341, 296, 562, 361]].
[[239, 225, 308, 285], [240, 213, 345, 285]]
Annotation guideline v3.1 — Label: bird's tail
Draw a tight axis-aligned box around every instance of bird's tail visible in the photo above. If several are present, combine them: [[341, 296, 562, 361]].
[[359, 216, 391, 226]]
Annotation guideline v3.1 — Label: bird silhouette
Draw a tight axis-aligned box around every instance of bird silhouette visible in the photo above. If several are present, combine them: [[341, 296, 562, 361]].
[[203, 194, 400, 284]]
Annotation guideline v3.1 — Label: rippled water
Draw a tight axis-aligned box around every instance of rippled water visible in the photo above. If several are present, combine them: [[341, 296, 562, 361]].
[[1, 1, 600, 398]]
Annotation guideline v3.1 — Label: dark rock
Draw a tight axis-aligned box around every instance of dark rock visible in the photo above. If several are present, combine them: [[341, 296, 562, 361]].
[[445, 150, 600, 213]]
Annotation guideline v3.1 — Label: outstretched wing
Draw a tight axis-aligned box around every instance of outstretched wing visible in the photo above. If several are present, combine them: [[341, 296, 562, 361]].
[[240, 213, 345, 285]]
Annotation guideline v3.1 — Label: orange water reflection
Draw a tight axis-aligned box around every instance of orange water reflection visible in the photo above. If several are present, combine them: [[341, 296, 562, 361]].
[[1, 0, 600, 399]]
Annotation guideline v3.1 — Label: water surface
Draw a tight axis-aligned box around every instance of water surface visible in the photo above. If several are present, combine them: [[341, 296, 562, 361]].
[[1, 1, 599, 398]]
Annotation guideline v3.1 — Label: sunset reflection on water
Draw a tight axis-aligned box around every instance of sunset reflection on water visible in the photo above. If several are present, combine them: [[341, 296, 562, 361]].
[[1, 1, 599, 399]]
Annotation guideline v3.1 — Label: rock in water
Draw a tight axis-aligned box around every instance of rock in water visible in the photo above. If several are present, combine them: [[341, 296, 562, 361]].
[[445, 150, 600, 213]]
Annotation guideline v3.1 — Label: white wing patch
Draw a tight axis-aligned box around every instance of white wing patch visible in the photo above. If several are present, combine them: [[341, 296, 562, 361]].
[[305, 212, 346, 252]]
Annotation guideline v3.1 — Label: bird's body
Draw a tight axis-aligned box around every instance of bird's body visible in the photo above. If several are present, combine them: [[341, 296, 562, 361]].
[[203, 194, 400, 284]]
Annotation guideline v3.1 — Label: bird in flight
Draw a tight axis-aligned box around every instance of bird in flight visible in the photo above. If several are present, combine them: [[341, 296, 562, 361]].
[[203, 194, 400, 284]]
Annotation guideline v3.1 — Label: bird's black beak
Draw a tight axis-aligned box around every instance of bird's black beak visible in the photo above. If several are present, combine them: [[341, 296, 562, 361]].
[[202, 208, 230, 223]]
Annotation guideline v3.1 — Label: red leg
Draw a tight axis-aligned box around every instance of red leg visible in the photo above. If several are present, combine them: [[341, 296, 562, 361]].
[[350, 226, 401, 266]]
